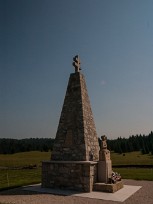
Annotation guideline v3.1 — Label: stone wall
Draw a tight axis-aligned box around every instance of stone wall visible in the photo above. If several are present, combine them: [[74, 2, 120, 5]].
[[42, 161, 97, 192]]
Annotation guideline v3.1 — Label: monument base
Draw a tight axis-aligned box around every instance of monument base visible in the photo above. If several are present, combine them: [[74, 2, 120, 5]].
[[42, 160, 97, 192], [93, 181, 123, 193]]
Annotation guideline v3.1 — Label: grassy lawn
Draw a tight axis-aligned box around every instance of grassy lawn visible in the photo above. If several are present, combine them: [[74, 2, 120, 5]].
[[0, 168, 41, 189], [113, 168, 153, 180], [111, 151, 153, 166], [0, 151, 50, 167], [111, 152, 153, 181], [0, 151, 50, 190], [0, 151, 153, 190]]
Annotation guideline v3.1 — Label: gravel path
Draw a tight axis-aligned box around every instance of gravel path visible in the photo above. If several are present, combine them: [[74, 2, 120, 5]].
[[0, 179, 153, 204]]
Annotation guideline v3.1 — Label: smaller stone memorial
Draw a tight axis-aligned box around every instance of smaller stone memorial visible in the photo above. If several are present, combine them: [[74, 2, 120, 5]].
[[98, 135, 112, 183], [94, 136, 123, 193]]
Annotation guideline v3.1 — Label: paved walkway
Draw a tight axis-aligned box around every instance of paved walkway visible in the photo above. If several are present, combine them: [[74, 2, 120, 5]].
[[23, 183, 142, 202], [0, 180, 153, 204]]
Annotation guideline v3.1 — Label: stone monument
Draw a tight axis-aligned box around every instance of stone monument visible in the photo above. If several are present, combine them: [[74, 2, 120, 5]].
[[94, 136, 123, 193], [51, 55, 99, 161], [42, 55, 123, 193], [98, 135, 112, 183], [42, 55, 100, 192]]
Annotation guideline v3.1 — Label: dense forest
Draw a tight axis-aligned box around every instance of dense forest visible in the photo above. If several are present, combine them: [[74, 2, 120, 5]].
[[0, 138, 54, 154], [107, 131, 153, 154], [0, 131, 153, 154]]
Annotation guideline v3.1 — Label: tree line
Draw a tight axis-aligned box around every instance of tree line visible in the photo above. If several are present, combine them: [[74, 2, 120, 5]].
[[0, 138, 54, 154], [0, 131, 153, 154], [107, 131, 153, 154]]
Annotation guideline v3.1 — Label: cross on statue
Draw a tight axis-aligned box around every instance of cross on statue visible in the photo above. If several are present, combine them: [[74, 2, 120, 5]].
[[72, 55, 81, 73]]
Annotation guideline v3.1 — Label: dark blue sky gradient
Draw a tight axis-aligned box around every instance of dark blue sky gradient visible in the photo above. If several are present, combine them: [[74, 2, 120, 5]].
[[1, 0, 153, 139]]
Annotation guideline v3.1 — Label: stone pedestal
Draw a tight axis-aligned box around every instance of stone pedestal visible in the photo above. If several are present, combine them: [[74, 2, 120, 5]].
[[93, 181, 124, 193], [98, 136, 112, 184], [42, 161, 97, 192], [96, 136, 123, 193], [98, 160, 112, 183]]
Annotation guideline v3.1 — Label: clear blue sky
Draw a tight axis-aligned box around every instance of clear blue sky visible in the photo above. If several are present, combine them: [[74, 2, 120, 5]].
[[1, 0, 153, 139]]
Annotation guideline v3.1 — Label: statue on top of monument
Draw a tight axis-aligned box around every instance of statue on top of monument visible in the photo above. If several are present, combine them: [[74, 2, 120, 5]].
[[101, 135, 107, 149], [99, 135, 111, 161], [72, 55, 81, 73]]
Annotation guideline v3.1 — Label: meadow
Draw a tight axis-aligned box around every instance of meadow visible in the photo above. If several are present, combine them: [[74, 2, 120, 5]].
[[111, 151, 153, 166], [0, 151, 153, 190], [0, 151, 50, 190], [112, 151, 153, 180]]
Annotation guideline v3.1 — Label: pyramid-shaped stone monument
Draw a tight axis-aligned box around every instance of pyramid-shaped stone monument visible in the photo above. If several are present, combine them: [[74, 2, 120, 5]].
[[42, 55, 123, 192], [51, 55, 99, 161]]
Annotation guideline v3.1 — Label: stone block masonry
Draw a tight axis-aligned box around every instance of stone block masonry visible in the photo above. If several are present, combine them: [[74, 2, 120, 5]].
[[51, 72, 99, 161], [42, 161, 97, 192]]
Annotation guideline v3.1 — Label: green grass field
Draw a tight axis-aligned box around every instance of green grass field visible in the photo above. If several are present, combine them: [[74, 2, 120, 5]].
[[112, 151, 153, 181], [0, 151, 50, 167], [111, 151, 153, 166], [0, 151, 50, 190], [113, 168, 153, 180], [0, 151, 153, 190], [0, 168, 41, 189]]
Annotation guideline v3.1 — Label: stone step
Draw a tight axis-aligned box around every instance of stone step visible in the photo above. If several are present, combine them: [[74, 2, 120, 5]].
[[93, 181, 124, 193]]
